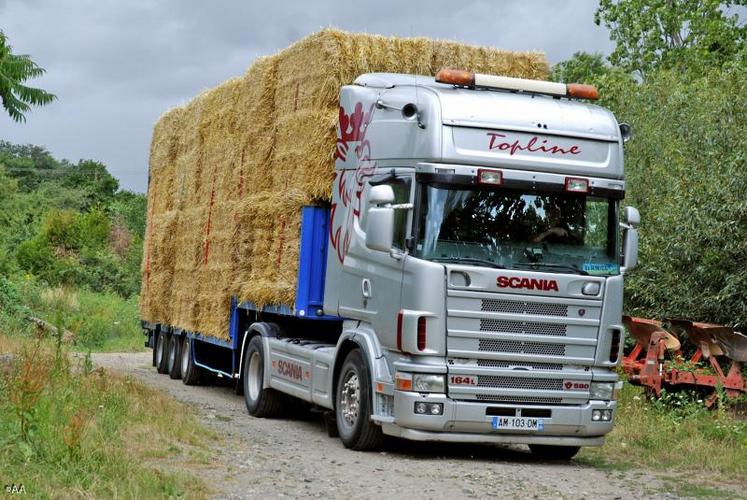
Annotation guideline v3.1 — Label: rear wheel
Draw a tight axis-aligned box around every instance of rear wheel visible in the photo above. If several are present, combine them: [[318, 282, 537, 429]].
[[181, 336, 201, 385], [335, 349, 383, 451], [243, 336, 283, 417], [168, 334, 182, 379], [528, 444, 580, 461], [155, 330, 169, 374]]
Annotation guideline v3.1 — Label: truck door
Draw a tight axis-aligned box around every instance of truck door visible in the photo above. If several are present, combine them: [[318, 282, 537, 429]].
[[336, 170, 412, 347]]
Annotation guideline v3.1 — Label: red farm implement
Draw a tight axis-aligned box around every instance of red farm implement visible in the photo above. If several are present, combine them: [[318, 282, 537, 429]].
[[622, 316, 747, 406]]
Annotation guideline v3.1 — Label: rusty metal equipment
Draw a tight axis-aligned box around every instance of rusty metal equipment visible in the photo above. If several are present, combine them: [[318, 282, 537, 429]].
[[622, 316, 747, 406]]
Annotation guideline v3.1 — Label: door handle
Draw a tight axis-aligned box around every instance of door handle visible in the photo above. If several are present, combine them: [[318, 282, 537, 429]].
[[361, 279, 372, 298]]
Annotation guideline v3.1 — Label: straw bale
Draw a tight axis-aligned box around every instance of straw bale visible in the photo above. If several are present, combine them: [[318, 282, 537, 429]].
[[141, 29, 548, 339]]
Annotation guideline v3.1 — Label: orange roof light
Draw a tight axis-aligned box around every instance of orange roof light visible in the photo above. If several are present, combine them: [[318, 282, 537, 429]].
[[566, 83, 600, 100], [435, 68, 475, 86]]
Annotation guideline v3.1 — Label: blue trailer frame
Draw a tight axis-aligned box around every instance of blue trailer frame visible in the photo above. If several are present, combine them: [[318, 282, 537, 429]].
[[145, 206, 343, 379]]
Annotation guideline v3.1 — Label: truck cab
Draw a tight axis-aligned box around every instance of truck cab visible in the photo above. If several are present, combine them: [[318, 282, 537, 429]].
[[322, 70, 639, 456]]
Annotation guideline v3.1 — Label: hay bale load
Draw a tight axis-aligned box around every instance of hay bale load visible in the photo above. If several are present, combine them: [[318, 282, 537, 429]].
[[140, 29, 549, 340]]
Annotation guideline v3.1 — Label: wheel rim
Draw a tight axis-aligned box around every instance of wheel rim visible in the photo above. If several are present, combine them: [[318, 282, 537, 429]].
[[247, 351, 262, 402], [156, 334, 164, 365], [340, 369, 360, 427], [181, 339, 190, 376]]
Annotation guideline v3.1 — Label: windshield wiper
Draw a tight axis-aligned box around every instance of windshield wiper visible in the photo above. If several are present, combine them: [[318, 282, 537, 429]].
[[512, 262, 589, 275], [431, 257, 506, 269]]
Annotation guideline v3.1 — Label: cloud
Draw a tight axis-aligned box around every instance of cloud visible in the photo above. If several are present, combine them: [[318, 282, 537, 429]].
[[0, 0, 614, 192]]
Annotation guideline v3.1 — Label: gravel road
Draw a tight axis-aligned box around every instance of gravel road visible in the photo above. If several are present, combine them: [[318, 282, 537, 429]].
[[93, 352, 680, 499]]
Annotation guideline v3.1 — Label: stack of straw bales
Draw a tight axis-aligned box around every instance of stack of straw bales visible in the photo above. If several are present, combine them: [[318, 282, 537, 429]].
[[140, 29, 548, 340]]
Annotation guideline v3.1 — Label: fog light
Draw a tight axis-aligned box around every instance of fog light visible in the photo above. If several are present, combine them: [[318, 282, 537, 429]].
[[414, 402, 444, 415], [592, 410, 602, 421], [601, 410, 613, 421]]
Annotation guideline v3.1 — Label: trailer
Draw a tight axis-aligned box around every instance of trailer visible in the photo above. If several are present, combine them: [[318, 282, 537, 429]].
[[143, 67, 639, 460]]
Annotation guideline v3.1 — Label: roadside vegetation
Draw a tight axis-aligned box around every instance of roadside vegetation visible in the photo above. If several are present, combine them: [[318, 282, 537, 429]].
[[579, 382, 747, 490], [0, 332, 215, 498]]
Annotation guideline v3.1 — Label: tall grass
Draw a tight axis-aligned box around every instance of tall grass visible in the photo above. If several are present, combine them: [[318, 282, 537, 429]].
[[0, 333, 215, 498], [1, 277, 144, 352], [578, 382, 747, 483]]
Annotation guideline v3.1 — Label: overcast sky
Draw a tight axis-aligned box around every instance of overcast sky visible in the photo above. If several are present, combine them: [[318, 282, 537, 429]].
[[1, 0, 615, 193]]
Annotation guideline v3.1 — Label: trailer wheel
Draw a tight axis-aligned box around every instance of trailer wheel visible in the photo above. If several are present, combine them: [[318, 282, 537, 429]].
[[167, 334, 182, 379], [155, 330, 169, 374], [243, 336, 283, 417], [528, 444, 580, 461], [181, 336, 201, 386], [335, 349, 384, 451]]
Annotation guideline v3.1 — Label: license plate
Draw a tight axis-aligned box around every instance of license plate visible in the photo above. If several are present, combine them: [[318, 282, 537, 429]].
[[491, 416, 544, 431]]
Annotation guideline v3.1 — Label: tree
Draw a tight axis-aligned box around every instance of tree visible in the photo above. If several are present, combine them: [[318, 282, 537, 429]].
[[551, 52, 611, 83], [595, 0, 747, 76], [0, 31, 56, 122]]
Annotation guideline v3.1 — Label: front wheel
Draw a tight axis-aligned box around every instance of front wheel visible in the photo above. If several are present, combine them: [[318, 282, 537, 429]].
[[335, 349, 383, 451], [528, 444, 580, 461], [242, 336, 283, 417]]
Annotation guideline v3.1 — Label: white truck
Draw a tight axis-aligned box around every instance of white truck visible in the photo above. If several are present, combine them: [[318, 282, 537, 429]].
[[145, 68, 639, 459]]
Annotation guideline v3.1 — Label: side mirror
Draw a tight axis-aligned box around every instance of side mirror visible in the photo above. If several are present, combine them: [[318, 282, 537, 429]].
[[620, 206, 640, 272], [365, 185, 395, 252], [624, 206, 640, 227]]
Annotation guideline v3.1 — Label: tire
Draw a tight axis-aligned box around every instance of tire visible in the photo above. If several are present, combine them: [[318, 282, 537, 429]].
[[528, 444, 580, 461], [335, 349, 384, 451], [168, 334, 182, 379], [242, 335, 283, 417], [151, 330, 157, 367], [324, 411, 339, 438], [181, 336, 201, 386], [155, 330, 169, 374]]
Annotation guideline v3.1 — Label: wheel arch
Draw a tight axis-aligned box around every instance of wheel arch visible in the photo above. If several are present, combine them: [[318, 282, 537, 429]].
[[331, 326, 387, 408], [236, 322, 279, 388]]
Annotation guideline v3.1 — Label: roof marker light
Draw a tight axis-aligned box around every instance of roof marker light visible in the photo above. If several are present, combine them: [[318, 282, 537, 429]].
[[435, 68, 475, 86], [435, 68, 600, 101], [478, 169, 503, 185], [565, 177, 590, 193]]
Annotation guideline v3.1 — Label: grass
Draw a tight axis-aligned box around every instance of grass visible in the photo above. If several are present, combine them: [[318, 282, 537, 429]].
[[0, 333, 217, 498], [578, 382, 747, 491], [1, 277, 144, 352]]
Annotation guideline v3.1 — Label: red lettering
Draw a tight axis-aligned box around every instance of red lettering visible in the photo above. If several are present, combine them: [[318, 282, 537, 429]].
[[487, 132, 581, 156], [496, 276, 559, 292]]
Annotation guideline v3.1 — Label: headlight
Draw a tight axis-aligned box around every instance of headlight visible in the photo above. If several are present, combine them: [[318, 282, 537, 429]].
[[589, 382, 614, 400], [412, 374, 445, 393]]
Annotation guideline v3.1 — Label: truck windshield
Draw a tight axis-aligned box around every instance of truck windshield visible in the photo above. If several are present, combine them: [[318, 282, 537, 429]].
[[414, 185, 620, 276]]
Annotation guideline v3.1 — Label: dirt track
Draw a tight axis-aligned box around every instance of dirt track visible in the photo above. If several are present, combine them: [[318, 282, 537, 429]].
[[93, 352, 682, 499]]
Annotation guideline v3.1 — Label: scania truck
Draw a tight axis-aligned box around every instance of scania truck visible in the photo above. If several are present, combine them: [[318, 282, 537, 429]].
[[145, 68, 639, 459]]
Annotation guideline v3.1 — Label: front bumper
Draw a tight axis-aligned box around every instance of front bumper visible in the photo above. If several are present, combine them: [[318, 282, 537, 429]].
[[376, 390, 615, 446]]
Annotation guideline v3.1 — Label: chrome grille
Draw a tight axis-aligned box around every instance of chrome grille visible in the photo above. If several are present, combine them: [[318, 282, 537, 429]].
[[479, 319, 567, 336], [474, 394, 562, 404], [476, 359, 563, 371], [481, 299, 568, 317], [477, 376, 563, 391], [478, 339, 566, 356]]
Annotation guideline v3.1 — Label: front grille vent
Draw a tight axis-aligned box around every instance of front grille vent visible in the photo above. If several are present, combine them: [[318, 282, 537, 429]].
[[476, 359, 563, 371], [480, 319, 567, 336], [478, 339, 566, 356], [477, 376, 564, 391], [481, 299, 568, 317], [474, 394, 563, 404]]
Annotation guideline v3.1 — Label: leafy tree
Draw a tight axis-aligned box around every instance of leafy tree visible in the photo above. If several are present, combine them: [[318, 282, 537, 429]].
[[551, 52, 611, 83], [62, 160, 119, 208], [595, 0, 747, 76], [0, 31, 56, 122]]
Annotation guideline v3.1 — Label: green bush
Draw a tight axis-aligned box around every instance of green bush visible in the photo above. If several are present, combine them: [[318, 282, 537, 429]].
[[591, 57, 747, 325]]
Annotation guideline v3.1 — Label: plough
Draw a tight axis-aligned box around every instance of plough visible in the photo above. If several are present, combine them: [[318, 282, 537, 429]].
[[622, 316, 747, 406]]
